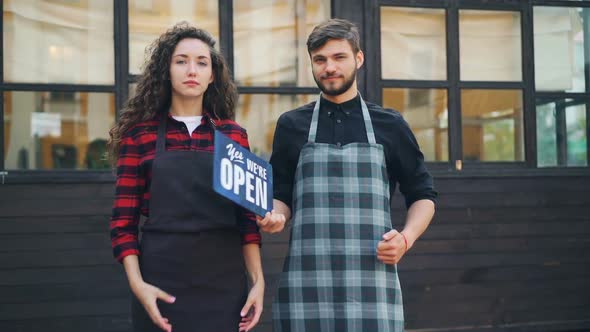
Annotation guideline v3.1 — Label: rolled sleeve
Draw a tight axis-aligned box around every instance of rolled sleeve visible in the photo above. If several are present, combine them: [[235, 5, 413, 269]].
[[235, 129, 262, 246], [390, 116, 438, 209], [110, 134, 144, 263], [269, 114, 297, 209], [236, 207, 262, 246]]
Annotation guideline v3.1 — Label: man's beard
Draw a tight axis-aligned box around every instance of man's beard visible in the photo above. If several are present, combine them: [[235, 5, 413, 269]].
[[313, 66, 357, 96]]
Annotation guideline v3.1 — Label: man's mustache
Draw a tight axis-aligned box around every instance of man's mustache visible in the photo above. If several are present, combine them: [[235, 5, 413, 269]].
[[320, 73, 343, 79]]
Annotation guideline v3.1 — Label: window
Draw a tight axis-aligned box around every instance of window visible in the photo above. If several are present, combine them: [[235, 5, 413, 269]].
[[459, 10, 522, 81], [232, 0, 329, 158], [2, 0, 589, 176], [379, 7, 449, 163], [236, 94, 316, 159], [537, 99, 587, 167], [3, 0, 114, 84], [128, 0, 219, 75], [3, 91, 115, 170], [534, 7, 585, 92], [534, 6, 589, 167], [380, 7, 447, 80], [383, 88, 449, 161], [461, 89, 524, 162], [233, 0, 330, 87]]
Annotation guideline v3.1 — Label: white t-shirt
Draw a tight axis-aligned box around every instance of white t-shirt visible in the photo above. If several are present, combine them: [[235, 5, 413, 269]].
[[172, 115, 203, 135]]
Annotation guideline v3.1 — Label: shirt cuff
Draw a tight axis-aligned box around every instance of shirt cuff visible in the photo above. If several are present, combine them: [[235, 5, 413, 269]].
[[241, 232, 262, 246], [115, 248, 141, 264], [273, 192, 292, 211], [405, 193, 438, 209]]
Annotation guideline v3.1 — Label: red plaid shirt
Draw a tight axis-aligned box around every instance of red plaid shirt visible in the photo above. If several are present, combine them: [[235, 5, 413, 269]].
[[110, 113, 261, 262]]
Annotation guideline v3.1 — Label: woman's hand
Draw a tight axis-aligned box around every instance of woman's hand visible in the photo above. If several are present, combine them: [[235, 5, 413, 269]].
[[131, 281, 176, 332], [238, 280, 265, 332]]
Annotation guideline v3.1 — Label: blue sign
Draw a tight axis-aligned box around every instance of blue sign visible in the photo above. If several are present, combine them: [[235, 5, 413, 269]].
[[213, 131, 273, 217]]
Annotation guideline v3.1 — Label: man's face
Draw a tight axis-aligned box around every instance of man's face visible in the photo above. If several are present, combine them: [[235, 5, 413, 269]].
[[310, 39, 363, 96]]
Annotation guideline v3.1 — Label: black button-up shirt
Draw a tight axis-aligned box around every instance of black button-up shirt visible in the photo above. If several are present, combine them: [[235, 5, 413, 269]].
[[269, 94, 437, 209]]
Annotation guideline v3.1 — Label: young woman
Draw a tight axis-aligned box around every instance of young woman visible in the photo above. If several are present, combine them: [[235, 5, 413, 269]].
[[108, 23, 263, 332]]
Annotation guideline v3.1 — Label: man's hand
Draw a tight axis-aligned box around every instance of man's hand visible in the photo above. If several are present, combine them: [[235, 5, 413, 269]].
[[376, 229, 408, 265], [256, 210, 286, 233]]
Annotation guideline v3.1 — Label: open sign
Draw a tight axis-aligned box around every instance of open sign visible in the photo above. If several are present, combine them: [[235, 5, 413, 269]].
[[213, 131, 273, 217]]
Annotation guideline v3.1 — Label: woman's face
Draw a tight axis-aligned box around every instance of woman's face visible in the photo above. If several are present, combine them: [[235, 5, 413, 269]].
[[169, 38, 214, 100]]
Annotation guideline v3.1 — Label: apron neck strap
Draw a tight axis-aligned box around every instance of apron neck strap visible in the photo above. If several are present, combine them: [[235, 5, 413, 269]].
[[308, 93, 376, 144], [156, 113, 218, 155], [156, 115, 168, 154]]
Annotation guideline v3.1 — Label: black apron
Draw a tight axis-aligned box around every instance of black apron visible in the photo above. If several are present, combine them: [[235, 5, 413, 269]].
[[131, 116, 247, 332]]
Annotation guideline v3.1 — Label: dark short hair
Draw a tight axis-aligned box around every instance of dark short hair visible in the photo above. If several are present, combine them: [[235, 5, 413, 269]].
[[307, 18, 361, 54]]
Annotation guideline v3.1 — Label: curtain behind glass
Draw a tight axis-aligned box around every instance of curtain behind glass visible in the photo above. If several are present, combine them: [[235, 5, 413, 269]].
[[3, 0, 114, 84]]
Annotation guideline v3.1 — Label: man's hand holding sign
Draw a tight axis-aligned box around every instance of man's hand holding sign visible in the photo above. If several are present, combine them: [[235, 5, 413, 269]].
[[257, 207, 287, 233], [213, 131, 287, 234]]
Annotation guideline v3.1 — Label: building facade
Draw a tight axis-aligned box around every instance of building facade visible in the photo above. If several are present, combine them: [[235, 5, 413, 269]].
[[1, 1, 589, 331]]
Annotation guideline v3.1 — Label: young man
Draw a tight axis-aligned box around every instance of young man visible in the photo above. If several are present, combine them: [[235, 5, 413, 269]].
[[258, 18, 437, 331]]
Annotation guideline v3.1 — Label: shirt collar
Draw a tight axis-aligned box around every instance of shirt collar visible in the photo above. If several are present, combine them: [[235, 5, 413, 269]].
[[319, 93, 361, 116], [165, 111, 215, 127]]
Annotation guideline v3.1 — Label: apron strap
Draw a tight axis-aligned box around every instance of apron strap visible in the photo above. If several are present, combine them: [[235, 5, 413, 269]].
[[156, 113, 219, 155], [308, 93, 376, 144], [156, 115, 167, 155], [308, 96, 321, 142], [360, 95, 376, 144]]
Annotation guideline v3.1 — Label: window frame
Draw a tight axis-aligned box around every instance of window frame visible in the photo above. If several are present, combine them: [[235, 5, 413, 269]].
[[1, 0, 589, 184], [367, 0, 590, 174], [0, 0, 124, 180]]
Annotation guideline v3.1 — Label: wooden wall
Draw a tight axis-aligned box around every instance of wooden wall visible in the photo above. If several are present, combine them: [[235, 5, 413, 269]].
[[0, 174, 589, 332]]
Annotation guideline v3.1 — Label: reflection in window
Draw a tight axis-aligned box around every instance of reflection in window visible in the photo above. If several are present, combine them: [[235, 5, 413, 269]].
[[3, 92, 115, 170], [235, 94, 316, 159], [383, 88, 448, 161], [537, 99, 587, 167], [129, 83, 138, 100], [534, 7, 587, 92], [461, 90, 524, 162], [128, 0, 219, 74], [459, 10, 522, 81], [3, 0, 114, 84], [233, 0, 330, 87], [380, 7, 446, 80]]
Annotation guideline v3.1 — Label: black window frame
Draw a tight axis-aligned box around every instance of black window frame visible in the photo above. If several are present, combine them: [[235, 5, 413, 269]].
[[532, 3, 590, 169], [1, 0, 589, 184], [367, 0, 590, 175], [0, 0, 124, 183]]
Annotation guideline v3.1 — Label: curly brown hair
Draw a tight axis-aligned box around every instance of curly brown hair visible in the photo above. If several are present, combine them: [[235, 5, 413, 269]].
[[108, 22, 237, 162]]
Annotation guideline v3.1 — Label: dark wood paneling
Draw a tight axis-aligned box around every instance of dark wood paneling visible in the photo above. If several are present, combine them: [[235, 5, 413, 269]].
[[430, 177, 590, 193], [0, 175, 589, 332], [0, 282, 130, 304], [0, 298, 129, 320], [0, 232, 110, 251], [0, 249, 115, 270], [410, 237, 590, 256], [0, 198, 112, 217], [1, 183, 115, 199], [420, 221, 590, 239], [0, 265, 124, 286], [420, 191, 590, 209], [0, 315, 131, 332], [401, 251, 589, 271], [430, 206, 590, 224], [0, 216, 107, 234]]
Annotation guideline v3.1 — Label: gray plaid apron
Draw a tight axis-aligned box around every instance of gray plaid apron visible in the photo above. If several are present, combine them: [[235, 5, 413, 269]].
[[273, 95, 404, 331]]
